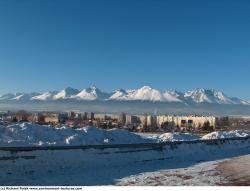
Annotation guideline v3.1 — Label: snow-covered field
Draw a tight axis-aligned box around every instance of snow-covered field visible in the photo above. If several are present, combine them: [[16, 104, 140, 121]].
[[0, 134, 249, 185], [0, 123, 250, 185], [0, 123, 150, 146], [117, 154, 250, 186], [0, 123, 250, 147], [117, 159, 225, 186]]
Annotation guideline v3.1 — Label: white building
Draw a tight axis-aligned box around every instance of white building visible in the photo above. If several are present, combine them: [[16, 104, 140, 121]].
[[157, 115, 216, 129]]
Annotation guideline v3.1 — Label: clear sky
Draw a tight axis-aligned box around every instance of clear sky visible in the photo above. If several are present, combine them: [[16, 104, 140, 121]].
[[0, 0, 249, 99]]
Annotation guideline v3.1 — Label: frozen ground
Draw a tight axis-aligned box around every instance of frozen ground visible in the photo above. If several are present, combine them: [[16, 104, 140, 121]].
[[117, 154, 250, 186]]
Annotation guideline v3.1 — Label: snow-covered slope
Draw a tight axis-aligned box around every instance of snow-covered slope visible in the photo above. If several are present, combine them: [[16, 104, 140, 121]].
[[230, 97, 250, 105], [74, 86, 111, 101], [124, 86, 164, 101], [53, 87, 80, 100], [0, 86, 249, 105], [108, 87, 245, 104], [109, 89, 128, 100], [0, 93, 21, 100], [153, 132, 200, 142], [31, 91, 58, 101], [0, 93, 39, 101], [202, 130, 250, 140], [12, 93, 40, 101], [128, 86, 163, 101], [162, 90, 183, 102], [0, 123, 150, 146], [185, 89, 214, 103], [109, 86, 183, 102], [0, 123, 249, 147], [184, 88, 246, 104]]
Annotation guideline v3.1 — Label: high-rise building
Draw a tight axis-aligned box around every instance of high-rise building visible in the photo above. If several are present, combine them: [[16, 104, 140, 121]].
[[146, 115, 157, 127], [156, 115, 216, 130], [87, 112, 94, 120], [126, 115, 138, 125], [138, 115, 147, 127], [68, 111, 75, 119], [118, 112, 126, 125], [44, 114, 59, 124]]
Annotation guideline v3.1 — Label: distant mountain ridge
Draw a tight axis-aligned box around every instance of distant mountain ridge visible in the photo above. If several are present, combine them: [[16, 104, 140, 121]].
[[0, 86, 249, 105]]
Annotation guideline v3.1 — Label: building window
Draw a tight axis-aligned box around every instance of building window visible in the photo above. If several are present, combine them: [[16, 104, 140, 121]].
[[181, 120, 186, 126]]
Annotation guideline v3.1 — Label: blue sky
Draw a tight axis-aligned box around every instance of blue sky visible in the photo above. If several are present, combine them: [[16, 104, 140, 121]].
[[0, 0, 249, 99]]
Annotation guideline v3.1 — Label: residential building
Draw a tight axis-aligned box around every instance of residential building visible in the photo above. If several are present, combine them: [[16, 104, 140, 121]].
[[126, 115, 139, 125], [87, 112, 94, 120], [44, 114, 59, 124], [118, 112, 126, 125]]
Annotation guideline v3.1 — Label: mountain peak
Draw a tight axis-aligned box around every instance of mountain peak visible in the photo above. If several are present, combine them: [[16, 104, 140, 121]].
[[86, 85, 99, 92], [90, 84, 97, 89], [184, 88, 242, 104], [140, 85, 153, 89], [0, 86, 248, 105], [74, 86, 110, 101], [53, 87, 80, 100], [64, 87, 78, 92]]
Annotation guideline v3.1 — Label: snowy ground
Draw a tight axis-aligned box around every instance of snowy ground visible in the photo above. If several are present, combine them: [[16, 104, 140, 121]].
[[117, 154, 250, 186], [216, 154, 250, 186], [0, 123, 150, 146], [0, 137, 249, 186], [0, 122, 250, 146], [117, 159, 225, 186], [0, 123, 250, 186]]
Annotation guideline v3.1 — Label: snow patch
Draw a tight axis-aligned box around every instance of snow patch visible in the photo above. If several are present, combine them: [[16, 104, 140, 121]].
[[0, 123, 149, 146], [156, 132, 200, 142], [1, 123, 250, 147], [53, 87, 80, 100], [74, 86, 111, 100], [31, 91, 58, 101], [202, 130, 250, 140]]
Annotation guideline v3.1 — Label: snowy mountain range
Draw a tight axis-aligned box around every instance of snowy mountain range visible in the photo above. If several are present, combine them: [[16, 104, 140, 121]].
[[0, 86, 249, 105]]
